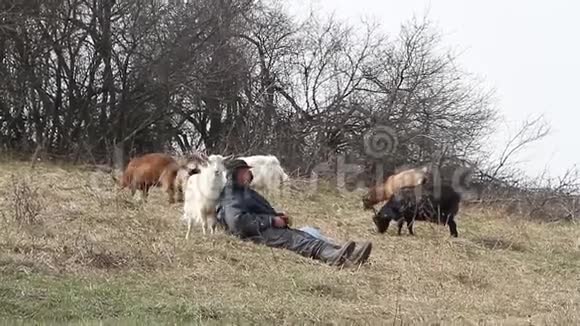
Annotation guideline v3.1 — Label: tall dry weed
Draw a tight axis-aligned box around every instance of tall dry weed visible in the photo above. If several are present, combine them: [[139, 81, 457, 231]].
[[9, 174, 43, 226]]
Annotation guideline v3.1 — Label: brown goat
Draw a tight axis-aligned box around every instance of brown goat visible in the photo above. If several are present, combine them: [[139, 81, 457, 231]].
[[116, 153, 200, 204], [173, 152, 210, 202], [362, 165, 429, 210]]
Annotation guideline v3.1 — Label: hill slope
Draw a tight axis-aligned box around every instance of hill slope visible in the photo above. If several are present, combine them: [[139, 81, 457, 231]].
[[0, 160, 579, 325]]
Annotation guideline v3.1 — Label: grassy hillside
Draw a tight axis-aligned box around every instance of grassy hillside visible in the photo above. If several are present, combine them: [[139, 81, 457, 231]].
[[0, 160, 579, 325]]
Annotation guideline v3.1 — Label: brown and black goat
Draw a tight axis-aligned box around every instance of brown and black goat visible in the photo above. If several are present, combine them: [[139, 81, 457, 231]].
[[371, 183, 461, 237]]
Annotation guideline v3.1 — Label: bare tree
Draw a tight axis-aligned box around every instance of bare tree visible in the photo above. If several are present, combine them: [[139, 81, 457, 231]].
[[1, 0, 498, 184], [487, 115, 550, 181]]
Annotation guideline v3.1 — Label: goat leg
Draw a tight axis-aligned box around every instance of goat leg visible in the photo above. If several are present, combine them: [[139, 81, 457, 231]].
[[406, 217, 415, 236], [397, 219, 405, 236], [166, 185, 175, 204], [201, 219, 207, 235], [185, 218, 192, 240], [448, 218, 458, 237], [175, 187, 184, 203], [384, 218, 390, 233], [208, 218, 217, 235]]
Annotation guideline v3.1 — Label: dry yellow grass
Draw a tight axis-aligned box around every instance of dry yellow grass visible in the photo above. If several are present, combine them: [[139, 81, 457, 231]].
[[0, 160, 579, 325]]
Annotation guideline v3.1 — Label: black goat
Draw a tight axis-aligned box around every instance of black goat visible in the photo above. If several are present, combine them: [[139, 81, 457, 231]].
[[372, 184, 461, 237]]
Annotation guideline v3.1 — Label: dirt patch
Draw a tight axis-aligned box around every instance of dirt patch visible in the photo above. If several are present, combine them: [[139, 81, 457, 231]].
[[473, 236, 527, 252]]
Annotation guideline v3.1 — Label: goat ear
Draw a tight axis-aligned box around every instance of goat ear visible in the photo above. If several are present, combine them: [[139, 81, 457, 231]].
[[223, 154, 234, 161]]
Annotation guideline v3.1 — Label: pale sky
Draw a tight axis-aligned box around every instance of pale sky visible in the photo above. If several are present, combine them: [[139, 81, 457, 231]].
[[291, 0, 579, 178]]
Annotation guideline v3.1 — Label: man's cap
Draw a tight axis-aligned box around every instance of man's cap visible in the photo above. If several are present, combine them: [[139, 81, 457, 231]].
[[226, 159, 252, 171]]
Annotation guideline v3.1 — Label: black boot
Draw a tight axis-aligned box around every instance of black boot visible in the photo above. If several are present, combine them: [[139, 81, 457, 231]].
[[317, 241, 356, 266], [347, 241, 372, 266]]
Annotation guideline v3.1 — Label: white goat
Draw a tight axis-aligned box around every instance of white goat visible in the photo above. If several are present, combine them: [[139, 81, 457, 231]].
[[182, 154, 227, 239], [237, 155, 290, 194]]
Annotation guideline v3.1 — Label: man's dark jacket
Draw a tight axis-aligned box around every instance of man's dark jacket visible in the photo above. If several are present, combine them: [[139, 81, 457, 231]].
[[216, 171, 282, 238]]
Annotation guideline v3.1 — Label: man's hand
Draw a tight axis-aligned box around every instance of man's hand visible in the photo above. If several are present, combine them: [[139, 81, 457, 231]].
[[276, 212, 292, 226], [273, 216, 288, 228]]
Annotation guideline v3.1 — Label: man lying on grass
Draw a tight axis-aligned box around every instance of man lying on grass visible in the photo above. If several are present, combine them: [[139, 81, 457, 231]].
[[216, 159, 372, 267]]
